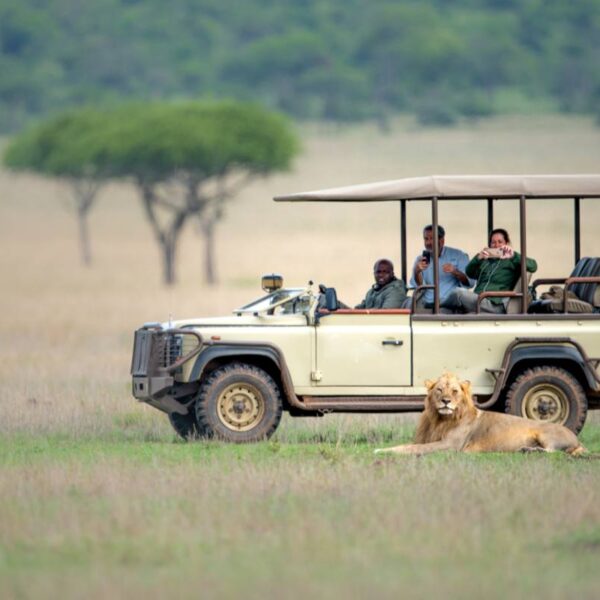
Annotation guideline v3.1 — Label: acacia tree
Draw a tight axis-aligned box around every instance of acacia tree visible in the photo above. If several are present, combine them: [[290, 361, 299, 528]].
[[3, 109, 111, 265], [100, 101, 299, 285]]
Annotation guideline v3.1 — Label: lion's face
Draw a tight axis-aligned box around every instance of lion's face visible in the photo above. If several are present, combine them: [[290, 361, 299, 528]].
[[425, 372, 473, 418]]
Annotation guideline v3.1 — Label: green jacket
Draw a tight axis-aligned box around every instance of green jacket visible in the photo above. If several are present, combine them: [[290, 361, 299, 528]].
[[355, 278, 407, 309], [466, 252, 538, 305]]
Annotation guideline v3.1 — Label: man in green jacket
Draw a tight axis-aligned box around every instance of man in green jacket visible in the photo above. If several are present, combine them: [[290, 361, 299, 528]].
[[450, 228, 537, 314], [355, 259, 407, 309]]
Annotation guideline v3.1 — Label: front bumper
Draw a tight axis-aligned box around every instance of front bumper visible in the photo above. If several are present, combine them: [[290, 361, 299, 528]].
[[130, 325, 203, 402], [132, 375, 174, 400]]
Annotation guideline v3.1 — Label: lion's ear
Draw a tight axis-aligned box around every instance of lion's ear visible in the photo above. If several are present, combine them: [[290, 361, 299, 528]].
[[460, 380, 472, 396], [425, 379, 436, 391]]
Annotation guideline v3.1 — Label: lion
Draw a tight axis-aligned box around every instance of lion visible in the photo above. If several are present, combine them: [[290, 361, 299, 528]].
[[375, 372, 585, 456]]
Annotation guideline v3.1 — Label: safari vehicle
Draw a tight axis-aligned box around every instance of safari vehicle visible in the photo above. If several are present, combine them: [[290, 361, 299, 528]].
[[130, 175, 600, 441]]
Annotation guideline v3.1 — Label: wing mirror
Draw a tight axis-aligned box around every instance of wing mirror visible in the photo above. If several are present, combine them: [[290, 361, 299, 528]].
[[324, 287, 338, 311]]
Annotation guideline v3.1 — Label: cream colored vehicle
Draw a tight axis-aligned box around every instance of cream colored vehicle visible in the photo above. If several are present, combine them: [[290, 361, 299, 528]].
[[130, 175, 600, 442]]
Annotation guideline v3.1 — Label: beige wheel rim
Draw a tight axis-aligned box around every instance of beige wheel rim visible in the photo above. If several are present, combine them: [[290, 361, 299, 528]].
[[216, 383, 265, 431], [522, 384, 569, 424]]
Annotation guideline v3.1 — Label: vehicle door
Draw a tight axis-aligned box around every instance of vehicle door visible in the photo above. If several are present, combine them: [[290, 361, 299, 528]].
[[314, 309, 411, 387]]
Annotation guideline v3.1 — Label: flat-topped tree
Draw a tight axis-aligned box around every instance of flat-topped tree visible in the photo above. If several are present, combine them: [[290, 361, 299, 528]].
[[104, 101, 299, 285], [4, 108, 112, 266]]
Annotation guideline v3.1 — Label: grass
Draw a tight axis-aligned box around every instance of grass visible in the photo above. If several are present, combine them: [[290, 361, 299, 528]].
[[1, 423, 600, 599], [1, 115, 600, 598]]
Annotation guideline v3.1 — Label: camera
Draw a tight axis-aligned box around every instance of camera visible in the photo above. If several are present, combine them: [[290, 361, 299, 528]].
[[485, 247, 504, 259]]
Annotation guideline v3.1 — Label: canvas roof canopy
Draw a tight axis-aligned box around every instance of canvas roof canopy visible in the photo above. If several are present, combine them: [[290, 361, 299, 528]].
[[274, 174, 600, 202]]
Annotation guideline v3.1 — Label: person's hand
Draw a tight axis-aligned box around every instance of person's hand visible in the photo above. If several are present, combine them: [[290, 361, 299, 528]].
[[477, 248, 491, 260], [442, 262, 456, 275], [500, 245, 514, 259], [415, 257, 429, 274]]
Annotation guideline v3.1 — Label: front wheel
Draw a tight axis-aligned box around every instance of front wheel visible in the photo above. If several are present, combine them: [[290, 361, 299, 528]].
[[168, 411, 204, 440], [195, 363, 283, 442], [505, 366, 587, 434]]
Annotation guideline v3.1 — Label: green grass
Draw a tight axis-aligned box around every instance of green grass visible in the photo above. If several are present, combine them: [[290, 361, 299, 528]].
[[1, 422, 599, 599]]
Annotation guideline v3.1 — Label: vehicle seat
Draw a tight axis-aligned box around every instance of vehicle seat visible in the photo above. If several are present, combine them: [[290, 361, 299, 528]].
[[528, 257, 600, 313], [569, 257, 600, 308]]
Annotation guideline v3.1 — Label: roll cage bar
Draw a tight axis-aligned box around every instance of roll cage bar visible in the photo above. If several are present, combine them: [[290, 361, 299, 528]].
[[275, 174, 600, 314]]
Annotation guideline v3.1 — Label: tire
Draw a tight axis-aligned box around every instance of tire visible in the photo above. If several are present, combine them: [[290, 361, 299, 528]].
[[195, 363, 283, 443], [505, 366, 587, 434], [168, 411, 204, 441]]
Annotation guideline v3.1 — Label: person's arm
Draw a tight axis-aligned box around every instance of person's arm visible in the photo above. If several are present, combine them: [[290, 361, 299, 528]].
[[444, 253, 470, 285], [410, 256, 426, 288], [380, 281, 407, 309], [465, 256, 482, 279], [455, 251, 474, 287], [525, 256, 538, 272], [512, 252, 538, 273]]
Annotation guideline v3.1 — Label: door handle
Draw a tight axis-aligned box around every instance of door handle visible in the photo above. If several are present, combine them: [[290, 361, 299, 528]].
[[382, 339, 403, 346]]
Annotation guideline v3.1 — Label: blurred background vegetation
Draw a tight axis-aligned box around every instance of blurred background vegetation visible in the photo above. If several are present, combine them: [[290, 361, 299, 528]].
[[1, 0, 599, 133]]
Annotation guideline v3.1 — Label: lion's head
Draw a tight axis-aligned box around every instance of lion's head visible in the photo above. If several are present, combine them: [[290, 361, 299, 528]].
[[415, 372, 477, 443]]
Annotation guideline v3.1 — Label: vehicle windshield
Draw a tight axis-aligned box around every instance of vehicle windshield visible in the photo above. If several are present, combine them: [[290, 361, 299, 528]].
[[234, 288, 312, 315]]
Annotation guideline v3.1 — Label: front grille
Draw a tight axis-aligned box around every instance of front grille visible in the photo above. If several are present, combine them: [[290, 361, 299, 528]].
[[162, 334, 183, 368], [131, 329, 183, 376]]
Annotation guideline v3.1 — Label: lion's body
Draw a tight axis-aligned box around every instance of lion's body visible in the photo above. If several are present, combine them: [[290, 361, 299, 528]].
[[375, 373, 585, 456]]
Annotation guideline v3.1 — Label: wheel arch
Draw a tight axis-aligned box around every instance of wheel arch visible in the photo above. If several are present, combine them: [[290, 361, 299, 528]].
[[189, 344, 298, 411], [504, 346, 595, 392], [481, 339, 600, 411]]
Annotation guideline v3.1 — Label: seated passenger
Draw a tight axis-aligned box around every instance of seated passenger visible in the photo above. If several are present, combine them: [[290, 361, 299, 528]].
[[410, 224, 473, 311], [449, 228, 537, 314], [355, 259, 407, 309]]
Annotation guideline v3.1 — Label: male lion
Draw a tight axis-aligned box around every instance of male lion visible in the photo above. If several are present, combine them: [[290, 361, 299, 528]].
[[375, 372, 585, 456]]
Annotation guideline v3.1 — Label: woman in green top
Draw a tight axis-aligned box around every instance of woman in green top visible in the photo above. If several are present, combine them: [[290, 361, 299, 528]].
[[450, 228, 537, 314]]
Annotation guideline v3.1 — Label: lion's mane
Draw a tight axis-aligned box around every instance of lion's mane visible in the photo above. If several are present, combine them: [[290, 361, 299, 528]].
[[414, 374, 477, 444]]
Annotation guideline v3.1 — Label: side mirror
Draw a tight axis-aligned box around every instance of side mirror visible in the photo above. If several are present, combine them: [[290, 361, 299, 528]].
[[325, 287, 338, 311]]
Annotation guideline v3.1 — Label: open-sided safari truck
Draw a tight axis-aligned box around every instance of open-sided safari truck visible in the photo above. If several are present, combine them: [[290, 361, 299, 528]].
[[131, 175, 600, 441]]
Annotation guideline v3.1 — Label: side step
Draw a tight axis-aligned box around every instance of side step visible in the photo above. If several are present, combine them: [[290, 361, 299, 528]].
[[298, 395, 425, 412]]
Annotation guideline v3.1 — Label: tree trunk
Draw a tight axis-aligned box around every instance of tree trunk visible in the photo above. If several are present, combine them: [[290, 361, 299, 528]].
[[162, 237, 176, 286], [71, 179, 100, 267], [77, 205, 92, 266], [203, 219, 217, 285], [139, 183, 187, 286]]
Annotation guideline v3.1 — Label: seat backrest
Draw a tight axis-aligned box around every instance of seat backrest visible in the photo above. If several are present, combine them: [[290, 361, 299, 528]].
[[570, 257, 600, 307], [506, 272, 532, 314]]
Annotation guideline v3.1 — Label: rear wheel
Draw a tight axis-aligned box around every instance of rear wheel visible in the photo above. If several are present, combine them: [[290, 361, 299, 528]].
[[505, 366, 587, 433], [195, 363, 282, 442]]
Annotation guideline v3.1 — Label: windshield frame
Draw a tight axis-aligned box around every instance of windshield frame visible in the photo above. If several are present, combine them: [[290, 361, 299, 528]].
[[234, 287, 312, 315]]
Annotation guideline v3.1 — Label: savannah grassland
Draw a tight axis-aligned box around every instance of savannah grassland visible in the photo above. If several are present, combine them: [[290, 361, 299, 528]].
[[2, 115, 600, 599]]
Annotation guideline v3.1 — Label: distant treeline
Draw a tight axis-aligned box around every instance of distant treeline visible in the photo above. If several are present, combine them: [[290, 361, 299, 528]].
[[1, 0, 599, 132]]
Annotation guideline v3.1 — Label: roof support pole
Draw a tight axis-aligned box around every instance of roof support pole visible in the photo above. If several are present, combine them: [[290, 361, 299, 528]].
[[432, 196, 440, 313], [519, 195, 528, 314], [574, 197, 581, 265], [487, 198, 494, 240], [400, 199, 407, 284]]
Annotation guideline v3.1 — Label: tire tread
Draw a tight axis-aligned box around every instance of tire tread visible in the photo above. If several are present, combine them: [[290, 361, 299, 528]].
[[505, 365, 587, 433]]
